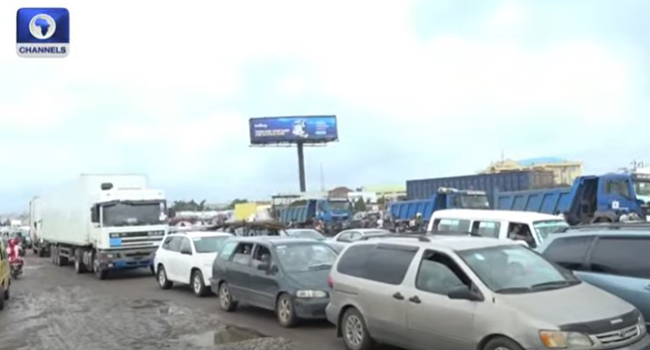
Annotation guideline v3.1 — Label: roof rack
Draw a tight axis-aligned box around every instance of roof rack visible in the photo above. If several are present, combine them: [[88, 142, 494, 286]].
[[360, 234, 431, 242]]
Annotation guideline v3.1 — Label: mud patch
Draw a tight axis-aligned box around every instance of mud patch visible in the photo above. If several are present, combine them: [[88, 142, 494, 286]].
[[178, 325, 265, 348]]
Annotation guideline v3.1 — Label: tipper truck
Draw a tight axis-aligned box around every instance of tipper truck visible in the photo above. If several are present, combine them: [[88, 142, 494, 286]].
[[39, 174, 168, 279], [387, 188, 491, 228], [495, 173, 650, 225], [279, 198, 352, 233]]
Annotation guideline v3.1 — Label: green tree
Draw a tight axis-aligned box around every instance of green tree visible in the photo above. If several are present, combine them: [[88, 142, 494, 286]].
[[354, 198, 367, 213], [227, 199, 248, 210]]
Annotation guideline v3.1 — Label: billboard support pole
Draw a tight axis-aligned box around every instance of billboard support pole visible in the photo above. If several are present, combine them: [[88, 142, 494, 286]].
[[297, 142, 306, 192]]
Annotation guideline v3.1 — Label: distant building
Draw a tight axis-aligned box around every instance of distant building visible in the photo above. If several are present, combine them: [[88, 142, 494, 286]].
[[328, 187, 353, 199], [360, 185, 407, 201], [483, 157, 582, 186]]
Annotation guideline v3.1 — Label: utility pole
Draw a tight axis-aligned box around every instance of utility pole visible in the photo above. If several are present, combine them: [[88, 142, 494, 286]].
[[297, 142, 306, 192]]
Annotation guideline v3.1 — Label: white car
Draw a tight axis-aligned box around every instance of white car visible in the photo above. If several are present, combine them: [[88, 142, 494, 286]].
[[330, 228, 390, 243], [154, 231, 232, 297]]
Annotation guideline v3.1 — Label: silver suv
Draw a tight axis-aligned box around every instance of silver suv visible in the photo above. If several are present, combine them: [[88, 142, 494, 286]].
[[326, 235, 649, 350]]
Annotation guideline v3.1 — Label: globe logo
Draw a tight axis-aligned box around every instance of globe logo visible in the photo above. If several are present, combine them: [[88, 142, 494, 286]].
[[28, 14, 56, 40]]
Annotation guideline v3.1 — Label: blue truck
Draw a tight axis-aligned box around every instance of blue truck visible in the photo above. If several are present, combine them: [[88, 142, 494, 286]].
[[388, 188, 491, 226], [495, 173, 650, 225], [279, 198, 353, 232]]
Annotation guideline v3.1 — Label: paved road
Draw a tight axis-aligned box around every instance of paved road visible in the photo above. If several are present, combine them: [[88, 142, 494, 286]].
[[0, 255, 357, 350]]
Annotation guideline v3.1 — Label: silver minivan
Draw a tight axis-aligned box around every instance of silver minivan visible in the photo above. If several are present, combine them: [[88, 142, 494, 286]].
[[326, 236, 649, 350]]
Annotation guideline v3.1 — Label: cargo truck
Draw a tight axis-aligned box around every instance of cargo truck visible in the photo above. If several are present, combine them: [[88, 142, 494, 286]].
[[494, 173, 650, 225], [387, 188, 490, 226], [39, 174, 168, 279], [278, 198, 352, 233], [407, 170, 556, 203]]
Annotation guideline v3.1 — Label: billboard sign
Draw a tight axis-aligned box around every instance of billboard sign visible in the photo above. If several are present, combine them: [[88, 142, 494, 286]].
[[249, 116, 338, 144]]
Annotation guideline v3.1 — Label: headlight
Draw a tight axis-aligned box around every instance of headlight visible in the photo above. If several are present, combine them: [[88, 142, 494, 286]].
[[540, 331, 593, 348], [296, 290, 328, 298], [640, 315, 647, 336]]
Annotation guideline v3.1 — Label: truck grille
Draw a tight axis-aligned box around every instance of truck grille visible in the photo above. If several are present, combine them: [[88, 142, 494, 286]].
[[593, 324, 640, 345]]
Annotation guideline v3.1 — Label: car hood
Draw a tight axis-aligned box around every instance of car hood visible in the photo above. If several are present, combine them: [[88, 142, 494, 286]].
[[497, 282, 636, 328], [286, 269, 330, 290]]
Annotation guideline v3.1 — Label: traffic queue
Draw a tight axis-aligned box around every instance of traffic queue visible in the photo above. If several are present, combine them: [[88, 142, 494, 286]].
[[142, 209, 650, 350]]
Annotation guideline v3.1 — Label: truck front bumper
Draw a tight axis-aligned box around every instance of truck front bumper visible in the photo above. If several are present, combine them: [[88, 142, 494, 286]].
[[96, 249, 156, 271]]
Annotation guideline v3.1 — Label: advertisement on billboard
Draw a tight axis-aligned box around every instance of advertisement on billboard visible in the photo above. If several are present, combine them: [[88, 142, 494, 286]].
[[249, 116, 338, 144]]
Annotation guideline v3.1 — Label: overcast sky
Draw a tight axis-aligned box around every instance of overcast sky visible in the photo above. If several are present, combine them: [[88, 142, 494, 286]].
[[0, 0, 649, 213]]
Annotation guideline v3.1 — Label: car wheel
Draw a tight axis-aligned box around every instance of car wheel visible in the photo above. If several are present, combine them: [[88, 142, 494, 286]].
[[92, 256, 108, 280], [484, 337, 525, 350], [74, 254, 85, 274], [3, 282, 8, 300], [218, 282, 237, 312], [191, 270, 208, 297], [276, 294, 298, 328], [157, 266, 173, 289], [342, 308, 374, 350]]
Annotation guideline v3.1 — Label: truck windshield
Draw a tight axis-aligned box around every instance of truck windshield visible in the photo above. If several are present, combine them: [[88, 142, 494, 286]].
[[634, 180, 650, 197], [533, 220, 569, 242], [328, 201, 351, 212], [460, 194, 490, 209], [102, 201, 165, 227]]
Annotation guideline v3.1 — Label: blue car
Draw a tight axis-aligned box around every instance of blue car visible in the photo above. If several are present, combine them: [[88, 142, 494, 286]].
[[539, 223, 650, 325]]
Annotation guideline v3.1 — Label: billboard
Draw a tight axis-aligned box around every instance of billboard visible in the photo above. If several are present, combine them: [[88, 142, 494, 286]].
[[249, 116, 338, 144]]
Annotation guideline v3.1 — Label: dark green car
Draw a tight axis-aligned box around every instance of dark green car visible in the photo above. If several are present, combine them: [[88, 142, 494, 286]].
[[211, 236, 338, 327]]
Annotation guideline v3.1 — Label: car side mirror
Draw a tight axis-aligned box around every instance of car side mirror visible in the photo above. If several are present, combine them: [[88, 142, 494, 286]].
[[181, 248, 192, 255], [448, 285, 482, 301], [257, 261, 270, 271]]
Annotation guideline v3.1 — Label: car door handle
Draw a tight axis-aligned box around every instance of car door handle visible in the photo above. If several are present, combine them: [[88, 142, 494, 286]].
[[409, 296, 421, 304], [392, 292, 404, 300]]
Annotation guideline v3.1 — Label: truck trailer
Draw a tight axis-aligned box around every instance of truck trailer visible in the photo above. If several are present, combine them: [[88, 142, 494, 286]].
[[495, 173, 650, 225], [39, 174, 168, 279]]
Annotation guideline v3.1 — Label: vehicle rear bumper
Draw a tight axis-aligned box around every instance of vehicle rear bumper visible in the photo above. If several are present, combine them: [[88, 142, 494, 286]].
[[325, 302, 339, 326], [294, 298, 329, 319]]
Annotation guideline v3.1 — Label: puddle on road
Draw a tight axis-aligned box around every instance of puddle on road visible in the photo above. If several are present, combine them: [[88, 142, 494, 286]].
[[178, 325, 264, 348]]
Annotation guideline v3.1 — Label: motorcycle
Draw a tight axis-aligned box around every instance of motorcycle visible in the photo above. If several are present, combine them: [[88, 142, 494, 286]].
[[10, 260, 23, 279]]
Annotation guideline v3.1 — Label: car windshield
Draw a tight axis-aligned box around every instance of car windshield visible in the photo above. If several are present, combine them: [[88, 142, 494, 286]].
[[459, 245, 579, 294], [634, 180, 650, 197], [533, 220, 569, 242], [275, 243, 338, 272], [287, 229, 324, 239], [460, 194, 491, 209], [328, 201, 351, 211], [192, 236, 230, 253], [102, 201, 166, 227]]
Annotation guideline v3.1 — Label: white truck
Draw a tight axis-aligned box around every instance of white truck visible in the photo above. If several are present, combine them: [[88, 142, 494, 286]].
[[39, 174, 168, 279]]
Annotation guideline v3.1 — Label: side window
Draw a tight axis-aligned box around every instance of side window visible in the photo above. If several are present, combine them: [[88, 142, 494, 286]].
[[337, 232, 351, 242], [349, 232, 363, 241], [543, 236, 593, 270], [232, 243, 254, 266], [416, 250, 471, 295], [179, 238, 193, 254], [471, 221, 501, 238], [219, 241, 238, 261], [589, 237, 650, 279], [337, 244, 417, 285], [434, 218, 471, 233], [162, 236, 173, 250], [507, 222, 537, 248], [168, 237, 182, 252], [252, 245, 272, 268]]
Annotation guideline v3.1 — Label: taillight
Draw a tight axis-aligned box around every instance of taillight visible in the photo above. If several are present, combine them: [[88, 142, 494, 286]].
[[327, 275, 334, 289]]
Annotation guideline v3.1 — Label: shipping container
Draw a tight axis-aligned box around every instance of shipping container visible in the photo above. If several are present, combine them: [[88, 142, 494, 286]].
[[406, 171, 555, 202]]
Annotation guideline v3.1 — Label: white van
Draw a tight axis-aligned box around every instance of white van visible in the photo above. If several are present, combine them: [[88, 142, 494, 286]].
[[428, 209, 569, 249]]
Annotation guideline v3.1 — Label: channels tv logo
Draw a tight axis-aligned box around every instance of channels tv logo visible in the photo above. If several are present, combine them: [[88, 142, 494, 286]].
[[17, 8, 69, 57]]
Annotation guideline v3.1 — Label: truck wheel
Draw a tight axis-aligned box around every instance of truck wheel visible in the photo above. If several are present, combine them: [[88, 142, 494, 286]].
[[59, 254, 68, 266], [191, 270, 208, 297], [157, 266, 173, 290], [74, 251, 86, 274], [51, 246, 58, 265], [92, 256, 108, 280]]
